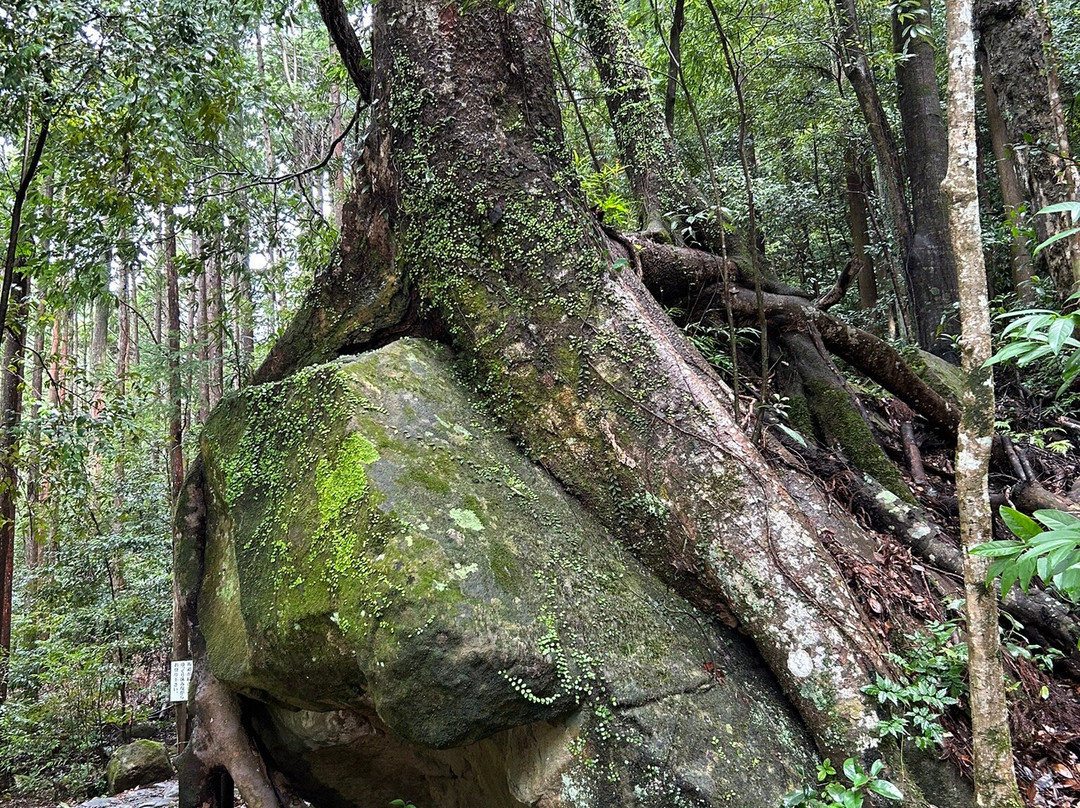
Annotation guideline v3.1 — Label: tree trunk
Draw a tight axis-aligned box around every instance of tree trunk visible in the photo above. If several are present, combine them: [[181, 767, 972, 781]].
[[976, 0, 1080, 296], [943, 0, 1023, 803], [118, 237, 131, 399], [572, 0, 711, 242], [979, 47, 1037, 302], [311, 0, 940, 782], [0, 267, 30, 705], [663, 0, 685, 134], [166, 213, 191, 751], [208, 252, 223, 407], [25, 296, 45, 569], [180, 1, 993, 804], [893, 0, 959, 351], [845, 147, 878, 309]]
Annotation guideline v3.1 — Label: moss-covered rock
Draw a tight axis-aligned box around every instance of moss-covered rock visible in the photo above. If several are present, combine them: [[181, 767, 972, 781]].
[[194, 338, 816, 806], [106, 740, 173, 795]]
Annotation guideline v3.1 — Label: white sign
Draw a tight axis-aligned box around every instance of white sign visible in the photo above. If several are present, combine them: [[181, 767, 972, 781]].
[[170, 660, 194, 703]]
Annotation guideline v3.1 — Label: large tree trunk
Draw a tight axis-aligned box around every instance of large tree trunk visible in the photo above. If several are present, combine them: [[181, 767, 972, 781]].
[[298, 0, 957, 791], [976, 0, 1080, 296], [893, 0, 959, 350], [177, 1, 1020, 805]]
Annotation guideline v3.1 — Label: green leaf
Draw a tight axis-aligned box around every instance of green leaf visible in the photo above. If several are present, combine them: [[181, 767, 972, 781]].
[[1033, 510, 1080, 530], [1033, 227, 1080, 256], [999, 507, 1042, 540], [1037, 201, 1080, 217], [970, 540, 1025, 558], [842, 758, 858, 783], [1047, 318, 1075, 354], [984, 341, 1041, 366], [867, 780, 904, 801]]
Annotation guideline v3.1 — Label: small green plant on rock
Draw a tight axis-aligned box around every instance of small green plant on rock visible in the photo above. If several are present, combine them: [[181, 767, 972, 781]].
[[782, 758, 903, 808]]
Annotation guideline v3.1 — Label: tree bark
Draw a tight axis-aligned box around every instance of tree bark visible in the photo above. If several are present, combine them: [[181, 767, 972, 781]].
[[572, 0, 711, 242], [845, 147, 878, 309], [180, 1, 999, 804], [166, 213, 191, 751], [943, 0, 1023, 803], [893, 0, 959, 350], [663, 0, 685, 134], [976, 0, 1080, 296], [979, 47, 1037, 303], [357, 0, 928, 777], [0, 267, 30, 705]]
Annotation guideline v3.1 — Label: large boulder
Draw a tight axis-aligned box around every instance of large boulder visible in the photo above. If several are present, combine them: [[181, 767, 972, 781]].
[[191, 338, 817, 807], [105, 740, 173, 795]]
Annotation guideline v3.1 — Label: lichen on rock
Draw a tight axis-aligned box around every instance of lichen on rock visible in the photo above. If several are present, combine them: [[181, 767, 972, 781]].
[[193, 338, 817, 806]]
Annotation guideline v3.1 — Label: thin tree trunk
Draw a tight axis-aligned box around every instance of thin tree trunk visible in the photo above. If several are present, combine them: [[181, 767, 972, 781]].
[[91, 270, 111, 416], [547, 24, 601, 174], [664, 0, 685, 134], [25, 297, 44, 569], [834, 0, 920, 338], [329, 38, 345, 232], [118, 236, 131, 399], [166, 213, 190, 750], [943, 0, 1023, 803], [845, 147, 878, 308], [208, 253, 223, 407], [572, 0, 711, 241], [197, 257, 209, 422], [0, 267, 30, 705], [0, 119, 48, 342]]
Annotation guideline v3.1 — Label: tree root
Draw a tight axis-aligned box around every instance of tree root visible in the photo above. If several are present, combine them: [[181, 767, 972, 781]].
[[177, 631, 290, 808], [774, 434, 1080, 669]]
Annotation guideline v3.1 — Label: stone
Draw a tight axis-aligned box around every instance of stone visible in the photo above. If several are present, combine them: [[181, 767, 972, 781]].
[[105, 741, 174, 795], [189, 338, 818, 807]]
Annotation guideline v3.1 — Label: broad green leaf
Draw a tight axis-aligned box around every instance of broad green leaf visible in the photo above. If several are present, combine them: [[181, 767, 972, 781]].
[[999, 507, 1042, 540], [1037, 201, 1080, 216], [1033, 227, 1080, 256], [1033, 510, 1080, 530], [1047, 318, 1075, 354], [867, 780, 904, 801], [970, 540, 1025, 558]]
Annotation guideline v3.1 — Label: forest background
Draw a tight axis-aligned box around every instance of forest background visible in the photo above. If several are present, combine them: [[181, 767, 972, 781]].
[[3, 0, 1080, 801]]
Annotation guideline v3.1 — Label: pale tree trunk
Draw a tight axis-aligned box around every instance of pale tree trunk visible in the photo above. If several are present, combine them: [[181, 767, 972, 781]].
[[25, 297, 44, 569], [165, 213, 191, 751], [208, 253, 223, 407], [197, 261, 209, 422], [943, 0, 1023, 804], [118, 235, 131, 399]]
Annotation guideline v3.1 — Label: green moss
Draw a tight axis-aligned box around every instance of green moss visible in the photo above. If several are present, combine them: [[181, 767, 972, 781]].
[[785, 395, 815, 443], [806, 384, 915, 504]]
